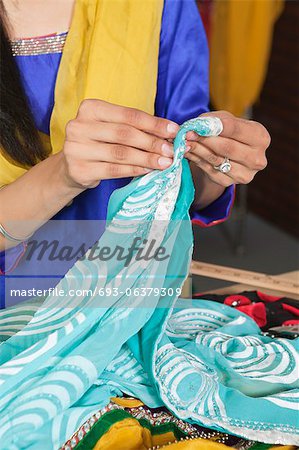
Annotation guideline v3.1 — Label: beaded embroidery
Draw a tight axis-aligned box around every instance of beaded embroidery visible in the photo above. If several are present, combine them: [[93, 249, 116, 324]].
[[10, 31, 67, 56], [60, 400, 231, 449]]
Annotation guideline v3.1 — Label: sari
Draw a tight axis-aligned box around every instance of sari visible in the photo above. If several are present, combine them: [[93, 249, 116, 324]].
[[1, 117, 298, 449], [0, 0, 298, 447]]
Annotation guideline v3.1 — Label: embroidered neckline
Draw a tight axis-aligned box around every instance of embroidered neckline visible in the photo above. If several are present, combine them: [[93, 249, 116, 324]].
[[10, 31, 68, 56]]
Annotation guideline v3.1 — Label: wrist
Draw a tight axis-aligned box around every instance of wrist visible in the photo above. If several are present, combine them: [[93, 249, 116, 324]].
[[57, 152, 86, 193], [191, 164, 225, 210], [44, 152, 85, 204]]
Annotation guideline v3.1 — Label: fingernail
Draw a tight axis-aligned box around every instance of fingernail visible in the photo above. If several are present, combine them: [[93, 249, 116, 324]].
[[185, 145, 191, 153], [167, 123, 179, 135], [186, 131, 198, 140], [158, 157, 172, 168], [162, 143, 173, 156], [143, 168, 153, 173]]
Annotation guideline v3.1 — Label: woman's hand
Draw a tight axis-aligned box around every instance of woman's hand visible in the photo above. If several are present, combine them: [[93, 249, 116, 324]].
[[185, 111, 271, 188], [62, 100, 179, 189]]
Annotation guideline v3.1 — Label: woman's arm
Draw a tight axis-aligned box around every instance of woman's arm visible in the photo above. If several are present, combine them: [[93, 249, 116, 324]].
[[157, 0, 270, 218], [190, 164, 225, 210], [155, 0, 226, 212], [0, 152, 83, 250], [0, 100, 179, 251]]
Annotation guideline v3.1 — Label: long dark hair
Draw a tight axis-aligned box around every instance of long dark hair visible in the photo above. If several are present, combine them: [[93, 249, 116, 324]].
[[0, 1, 48, 168]]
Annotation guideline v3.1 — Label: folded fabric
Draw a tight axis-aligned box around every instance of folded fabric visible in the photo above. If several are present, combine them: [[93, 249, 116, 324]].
[[0, 118, 298, 450], [63, 397, 297, 450]]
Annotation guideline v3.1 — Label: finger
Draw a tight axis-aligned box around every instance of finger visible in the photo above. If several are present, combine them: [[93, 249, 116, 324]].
[[185, 151, 256, 185], [186, 152, 233, 187], [187, 138, 267, 171], [187, 111, 270, 148], [186, 111, 232, 141], [186, 141, 226, 168], [86, 162, 153, 181], [64, 142, 173, 170], [77, 99, 180, 139], [66, 120, 174, 158]]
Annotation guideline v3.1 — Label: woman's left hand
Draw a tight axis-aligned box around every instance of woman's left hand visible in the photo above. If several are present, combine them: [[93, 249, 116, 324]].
[[185, 111, 271, 187]]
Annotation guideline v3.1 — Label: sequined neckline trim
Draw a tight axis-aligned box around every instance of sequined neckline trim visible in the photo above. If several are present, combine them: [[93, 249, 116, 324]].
[[10, 31, 68, 56]]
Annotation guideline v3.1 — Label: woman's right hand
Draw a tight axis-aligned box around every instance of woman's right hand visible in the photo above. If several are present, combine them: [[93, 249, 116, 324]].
[[62, 100, 180, 189]]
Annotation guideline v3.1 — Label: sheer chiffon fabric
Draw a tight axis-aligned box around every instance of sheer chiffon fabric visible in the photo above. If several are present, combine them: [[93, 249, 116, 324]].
[[0, 118, 298, 449]]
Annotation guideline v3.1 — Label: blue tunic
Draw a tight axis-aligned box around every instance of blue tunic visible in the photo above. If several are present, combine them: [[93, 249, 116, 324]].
[[0, 0, 234, 308]]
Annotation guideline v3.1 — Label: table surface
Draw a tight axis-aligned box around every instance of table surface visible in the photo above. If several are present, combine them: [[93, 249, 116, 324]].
[[200, 270, 299, 300]]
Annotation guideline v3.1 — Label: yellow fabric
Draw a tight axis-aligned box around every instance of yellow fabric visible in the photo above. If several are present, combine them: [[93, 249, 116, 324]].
[[93, 418, 152, 450], [111, 397, 144, 408], [0, 132, 52, 185], [93, 417, 230, 450], [0, 0, 163, 185], [210, 0, 284, 117], [158, 442, 229, 450], [273, 447, 297, 450]]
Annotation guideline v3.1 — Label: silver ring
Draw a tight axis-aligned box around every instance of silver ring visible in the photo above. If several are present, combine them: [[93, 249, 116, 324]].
[[214, 157, 231, 174]]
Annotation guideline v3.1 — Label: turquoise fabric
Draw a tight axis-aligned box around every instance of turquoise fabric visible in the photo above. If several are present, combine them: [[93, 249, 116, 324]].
[[0, 118, 298, 449]]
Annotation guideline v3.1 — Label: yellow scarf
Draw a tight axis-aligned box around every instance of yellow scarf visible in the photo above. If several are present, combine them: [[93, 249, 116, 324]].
[[0, 0, 164, 185]]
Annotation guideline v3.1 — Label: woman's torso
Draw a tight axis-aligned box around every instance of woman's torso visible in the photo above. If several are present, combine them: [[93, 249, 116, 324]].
[[1, 0, 210, 308]]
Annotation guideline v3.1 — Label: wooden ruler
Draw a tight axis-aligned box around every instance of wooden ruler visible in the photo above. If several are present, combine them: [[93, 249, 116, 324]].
[[190, 261, 299, 296]]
